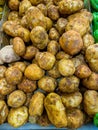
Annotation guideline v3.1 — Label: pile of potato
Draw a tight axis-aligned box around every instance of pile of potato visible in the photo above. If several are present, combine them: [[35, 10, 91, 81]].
[[0, 0, 98, 128]]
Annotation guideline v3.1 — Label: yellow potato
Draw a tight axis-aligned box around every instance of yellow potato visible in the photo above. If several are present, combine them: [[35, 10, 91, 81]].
[[37, 4, 47, 16], [8, 0, 20, 11]]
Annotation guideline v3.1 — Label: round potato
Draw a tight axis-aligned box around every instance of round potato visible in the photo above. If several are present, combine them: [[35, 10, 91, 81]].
[[67, 108, 84, 128], [61, 92, 82, 108], [58, 0, 83, 15], [24, 64, 45, 80], [8, 11, 20, 23], [30, 26, 48, 50], [44, 93, 67, 128], [82, 72, 98, 90], [29, 92, 45, 116], [49, 28, 60, 41], [0, 78, 16, 95], [0, 94, 6, 100], [18, 78, 37, 93], [58, 76, 80, 93], [37, 4, 47, 16], [85, 44, 98, 73], [56, 51, 71, 60], [58, 58, 75, 76], [0, 100, 9, 124], [0, 66, 7, 79], [8, 0, 20, 11], [7, 90, 26, 108], [59, 30, 83, 55], [84, 90, 98, 116], [13, 62, 27, 72], [8, 106, 28, 128], [5, 66, 23, 85], [13, 37, 26, 56], [36, 52, 56, 70], [38, 76, 57, 92]]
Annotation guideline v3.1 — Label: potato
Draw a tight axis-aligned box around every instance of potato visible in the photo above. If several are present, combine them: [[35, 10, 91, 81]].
[[49, 28, 60, 41], [82, 72, 98, 90], [75, 64, 91, 79], [13, 37, 26, 56], [59, 30, 83, 55], [55, 18, 67, 35], [18, 77, 37, 93], [30, 0, 43, 5], [38, 76, 57, 92], [3, 21, 30, 42], [37, 4, 47, 16], [36, 52, 56, 70], [29, 92, 45, 116], [45, 17, 53, 31], [58, 0, 84, 15], [61, 92, 82, 108], [47, 5, 59, 21], [8, 0, 20, 11], [0, 100, 9, 124], [30, 26, 48, 50], [58, 58, 75, 76], [8, 106, 28, 128], [43, 0, 53, 6], [47, 40, 59, 55], [23, 46, 38, 60], [24, 93, 33, 107], [84, 90, 98, 116], [85, 44, 98, 73], [13, 62, 27, 72], [29, 115, 38, 124], [56, 51, 71, 60], [0, 45, 20, 64], [0, 78, 16, 95], [58, 76, 80, 93], [24, 64, 45, 80], [44, 93, 67, 128], [65, 18, 90, 36], [5, 66, 23, 85], [53, 0, 62, 5], [19, 0, 32, 16], [7, 90, 26, 108], [0, 66, 7, 79], [67, 108, 84, 128]]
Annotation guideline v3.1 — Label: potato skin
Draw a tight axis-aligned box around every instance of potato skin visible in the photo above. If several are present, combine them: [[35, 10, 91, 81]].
[[56, 51, 71, 60], [24, 93, 33, 107], [30, 0, 43, 5], [49, 28, 60, 41], [58, 76, 80, 93], [13, 62, 27, 73], [18, 78, 37, 93], [38, 76, 57, 92], [58, 58, 75, 76], [61, 92, 82, 108], [24, 64, 45, 80], [29, 92, 45, 116], [0, 78, 16, 95], [8, 11, 20, 23], [5, 66, 23, 85], [8, 90, 26, 108], [37, 4, 47, 16], [0, 100, 9, 124], [8, 106, 28, 128], [59, 30, 83, 55], [0, 66, 7, 79], [45, 17, 53, 31], [8, 0, 20, 11], [13, 37, 26, 56], [44, 93, 67, 128]]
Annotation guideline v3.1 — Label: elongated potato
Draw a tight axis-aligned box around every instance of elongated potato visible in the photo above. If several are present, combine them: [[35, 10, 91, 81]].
[[44, 93, 67, 128]]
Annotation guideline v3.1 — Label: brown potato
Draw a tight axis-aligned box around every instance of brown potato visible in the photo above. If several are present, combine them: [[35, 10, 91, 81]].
[[7, 90, 26, 108], [82, 72, 98, 90], [30, 26, 48, 50], [0, 66, 7, 79], [58, 58, 75, 76], [0, 78, 16, 95], [29, 92, 45, 116], [36, 52, 56, 70], [59, 30, 83, 55], [38, 76, 57, 92], [0, 100, 9, 124], [84, 90, 98, 116], [13, 37, 26, 56], [8, 0, 20, 11], [67, 108, 84, 128], [56, 51, 71, 60], [44, 93, 67, 128], [23, 46, 38, 60], [37, 4, 47, 16], [18, 77, 37, 93], [49, 28, 60, 41], [58, 0, 84, 15], [8, 106, 28, 128], [61, 92, 82, 108], [24, 93, 33, 107], [47, 40, 59, 55], [30, 0, 43, 5], [24, 64, 45, 80], [65, 18, 90, 36], [13, 62, 27, 72], [85, 44, 98, 73], [58, 76, 80, 93]]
